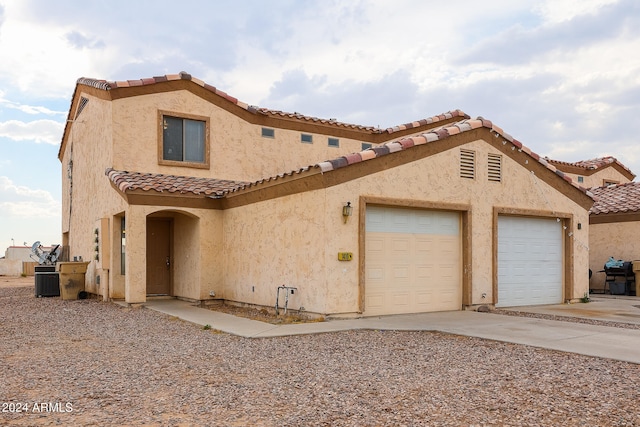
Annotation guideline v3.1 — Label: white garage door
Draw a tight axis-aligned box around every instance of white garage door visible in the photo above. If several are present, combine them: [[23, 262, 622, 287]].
[[365, 206, 462, 316], [497, 216, 563, 307]]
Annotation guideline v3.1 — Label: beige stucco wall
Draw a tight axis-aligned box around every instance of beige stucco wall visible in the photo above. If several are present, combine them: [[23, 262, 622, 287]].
[[589, 221, 640, 291], [563, 168, 631, 189], [223, 138, 591, 315], [61, 93, 127, 299], [117, 205, 224, 303], [62, 87, 589, 312], [111, 90, 372, 182]]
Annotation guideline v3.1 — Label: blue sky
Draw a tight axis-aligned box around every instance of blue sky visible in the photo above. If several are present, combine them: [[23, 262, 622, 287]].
[[1, 0, 639, 251]]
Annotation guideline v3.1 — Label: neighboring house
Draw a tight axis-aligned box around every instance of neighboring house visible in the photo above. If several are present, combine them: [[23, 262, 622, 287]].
[[589, 182, 640, 292], [548, 157, 635, 189], [548, 156, 637, 293], [0, 245, 51, 276], [58, 72, 593, 316]]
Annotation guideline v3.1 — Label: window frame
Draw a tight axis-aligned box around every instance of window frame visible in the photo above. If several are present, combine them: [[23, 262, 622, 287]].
[[301, 133, 313, 144], [328, 137, 340, 147], [261, 127, 275, 138], [158, 110, 210, 169]]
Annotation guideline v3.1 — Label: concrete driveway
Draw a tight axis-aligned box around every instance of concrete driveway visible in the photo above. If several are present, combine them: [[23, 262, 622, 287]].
[[144, 295, 640, 364], [504, 295, 640, 325]]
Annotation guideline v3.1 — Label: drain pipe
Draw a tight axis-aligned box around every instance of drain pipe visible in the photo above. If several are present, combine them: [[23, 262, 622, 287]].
[[275, 285, 297, 315]]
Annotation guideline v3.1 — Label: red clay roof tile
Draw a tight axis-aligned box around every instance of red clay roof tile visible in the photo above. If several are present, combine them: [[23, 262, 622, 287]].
[[590, 182, 640, 215], [548, 156, 635, 178], [105, 168, 245, 197]]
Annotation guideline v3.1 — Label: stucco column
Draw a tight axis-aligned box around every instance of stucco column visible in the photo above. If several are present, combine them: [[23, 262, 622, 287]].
[[124, 210, 147, 304]]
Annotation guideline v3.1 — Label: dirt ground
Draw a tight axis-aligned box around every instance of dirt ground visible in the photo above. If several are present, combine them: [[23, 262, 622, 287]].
[[2, 275, 639, 426], [0, 275, 33, 288], [206, 301, 325, 324]]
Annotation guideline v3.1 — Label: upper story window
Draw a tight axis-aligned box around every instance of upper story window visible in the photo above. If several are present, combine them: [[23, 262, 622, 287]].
[[361, 143, 372, 150], [603, 179, 619, 186], [301, 133, 313, 144], [328, 138, 339, 147], [262, 127, 275, 138], [577, 176, 584, 183], [159, 111, 209, 169]]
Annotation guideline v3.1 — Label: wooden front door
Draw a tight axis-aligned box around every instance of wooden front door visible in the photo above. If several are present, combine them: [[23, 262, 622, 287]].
[[146, 218, 171, 295]]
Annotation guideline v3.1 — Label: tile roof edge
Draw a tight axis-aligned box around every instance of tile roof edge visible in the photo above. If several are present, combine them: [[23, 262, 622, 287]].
[[104, 168, 246, 197], [74, 72, 466, 134], [225, 117, 592, 201], [547, 156, 635, 177]]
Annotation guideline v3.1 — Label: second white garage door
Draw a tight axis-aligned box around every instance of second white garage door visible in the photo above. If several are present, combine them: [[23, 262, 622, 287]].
[[365, 206, 462, 316], [497, 216, 563, 307]]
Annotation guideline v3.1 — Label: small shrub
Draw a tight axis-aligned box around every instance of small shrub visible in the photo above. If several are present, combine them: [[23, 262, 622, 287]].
[[203, 324, 212, 330], [580, 293, 590, 303]]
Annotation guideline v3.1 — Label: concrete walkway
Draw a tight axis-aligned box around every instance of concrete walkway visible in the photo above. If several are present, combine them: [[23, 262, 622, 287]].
[[142, 297, 640, 364]]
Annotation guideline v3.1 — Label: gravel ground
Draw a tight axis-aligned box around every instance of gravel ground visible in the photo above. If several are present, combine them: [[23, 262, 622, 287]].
[[1, 280, 640, 426]]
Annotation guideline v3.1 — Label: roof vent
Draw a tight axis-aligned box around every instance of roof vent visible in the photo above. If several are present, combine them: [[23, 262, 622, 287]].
[[488, 153, 502, 182], [460, 149, 475, 179]]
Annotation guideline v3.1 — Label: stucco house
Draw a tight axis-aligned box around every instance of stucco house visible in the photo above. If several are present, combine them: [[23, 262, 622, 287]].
[[548, 157, 635, 189], [588, 182, 640, 292], [58, 71, 593, 316], [549, 157, 637, 293]]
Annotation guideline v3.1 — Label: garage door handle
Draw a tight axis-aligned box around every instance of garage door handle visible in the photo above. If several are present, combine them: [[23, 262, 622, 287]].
[[166, 257, 170, 269]]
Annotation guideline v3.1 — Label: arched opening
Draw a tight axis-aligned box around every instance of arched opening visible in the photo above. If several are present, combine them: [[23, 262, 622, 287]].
[[146, 210, 200, 298]]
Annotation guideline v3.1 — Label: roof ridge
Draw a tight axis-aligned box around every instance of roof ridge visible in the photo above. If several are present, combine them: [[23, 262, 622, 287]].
[[75, 72, 466, 134], [548, 156, 634, 175]]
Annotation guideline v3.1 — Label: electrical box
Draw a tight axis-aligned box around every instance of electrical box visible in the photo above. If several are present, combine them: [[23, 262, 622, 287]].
[[338, 252, 353, 261]]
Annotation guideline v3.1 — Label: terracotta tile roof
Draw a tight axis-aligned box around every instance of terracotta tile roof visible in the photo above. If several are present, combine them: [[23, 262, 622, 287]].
[[548, 156, 635, 176], [225, 117, 593, 198], [105, 168, 245, 197], [589, 182, 640, 215], [76, 72, 467, 134]]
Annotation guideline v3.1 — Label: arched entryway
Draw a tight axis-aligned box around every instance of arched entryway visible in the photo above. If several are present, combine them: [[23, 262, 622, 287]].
[[146, 210, 200, 297]]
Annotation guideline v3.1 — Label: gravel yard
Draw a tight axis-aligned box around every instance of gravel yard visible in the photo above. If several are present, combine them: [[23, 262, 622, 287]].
[[1, 278, 640, 426]]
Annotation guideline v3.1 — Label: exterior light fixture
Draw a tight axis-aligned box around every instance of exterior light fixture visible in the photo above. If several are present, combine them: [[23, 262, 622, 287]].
[[342, 202, 353, 223]]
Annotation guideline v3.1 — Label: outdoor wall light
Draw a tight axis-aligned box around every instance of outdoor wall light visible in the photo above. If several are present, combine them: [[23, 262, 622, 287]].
[[342, 202, 353, 223]]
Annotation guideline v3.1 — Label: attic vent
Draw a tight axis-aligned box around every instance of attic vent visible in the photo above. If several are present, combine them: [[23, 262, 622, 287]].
[[460, 149, 475, 179], [76, 96, 89, 117], [488, 153, 502, 182]]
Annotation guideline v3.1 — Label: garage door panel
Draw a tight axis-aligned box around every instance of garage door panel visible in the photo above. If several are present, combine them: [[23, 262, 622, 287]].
[[365, 206, 462, 315], [498, 216, 562, 307]]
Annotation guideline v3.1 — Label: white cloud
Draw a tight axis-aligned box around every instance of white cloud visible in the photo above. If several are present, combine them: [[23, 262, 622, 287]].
[[0, 119, 64, 145], [533, 0, 620, 23], [0, 176, 61, 218], [0, 97, 66, 115]]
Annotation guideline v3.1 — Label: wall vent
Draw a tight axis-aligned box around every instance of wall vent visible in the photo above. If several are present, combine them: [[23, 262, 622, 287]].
[[76, 96, 89, 117], [488, 153, 502, 182], [460, 149, 475, 179]]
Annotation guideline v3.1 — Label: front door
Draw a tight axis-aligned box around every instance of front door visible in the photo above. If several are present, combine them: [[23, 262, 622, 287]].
[[146, 218, 171, 295]]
